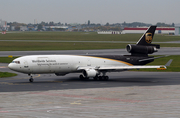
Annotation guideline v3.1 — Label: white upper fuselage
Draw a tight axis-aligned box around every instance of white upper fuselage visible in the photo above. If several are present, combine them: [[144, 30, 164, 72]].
[[8, 55, 131, 74]]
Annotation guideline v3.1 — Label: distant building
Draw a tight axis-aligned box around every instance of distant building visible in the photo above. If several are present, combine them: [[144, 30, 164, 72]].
[[88, 20, 90, 26], [27, 25, 38, 31], [0, 19, 7, 31], [97, 31, 121, 34], [20, 26, 28, 31], [122, 27, 175, 34], [175, 24, 180, 35], [44, 26, 68, 31], [11, 26, 15, 31]]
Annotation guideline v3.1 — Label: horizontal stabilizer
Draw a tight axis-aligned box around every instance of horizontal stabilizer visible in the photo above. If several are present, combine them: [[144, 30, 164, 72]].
[[139, 55, 169, 62]]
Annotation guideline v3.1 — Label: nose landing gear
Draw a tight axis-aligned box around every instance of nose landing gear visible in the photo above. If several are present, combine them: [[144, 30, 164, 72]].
[[28, 74, 34, 82], [29, 77, 34, 82]]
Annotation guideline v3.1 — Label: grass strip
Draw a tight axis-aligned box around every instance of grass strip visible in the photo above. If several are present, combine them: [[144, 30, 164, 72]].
[[0, 41, 180, 51], [1, 32, 180, 42], [0, 72, 17, 78]]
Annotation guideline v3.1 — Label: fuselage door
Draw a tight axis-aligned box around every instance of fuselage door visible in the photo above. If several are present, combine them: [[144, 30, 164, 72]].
[[24, 61, 29, 69], [22, 60, 31, 73], [87, 58, 91, 66]]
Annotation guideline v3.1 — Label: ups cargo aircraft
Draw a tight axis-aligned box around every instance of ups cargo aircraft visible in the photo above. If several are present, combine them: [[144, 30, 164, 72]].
[[8, 26, 167, 82]]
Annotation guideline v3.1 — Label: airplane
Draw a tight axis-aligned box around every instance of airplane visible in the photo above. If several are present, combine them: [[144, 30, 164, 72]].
[[8, 26, 167, 82]]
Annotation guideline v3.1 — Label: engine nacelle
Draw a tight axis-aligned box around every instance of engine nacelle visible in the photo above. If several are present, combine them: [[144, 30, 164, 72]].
[[83, 69, 99, 78], [126, 44, 158, 54]]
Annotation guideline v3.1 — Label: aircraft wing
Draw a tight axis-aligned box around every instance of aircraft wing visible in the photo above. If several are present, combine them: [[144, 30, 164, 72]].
[[77, 65, 166, 71]]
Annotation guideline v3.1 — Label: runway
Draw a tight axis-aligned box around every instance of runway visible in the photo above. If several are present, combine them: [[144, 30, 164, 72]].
[[1, 49, 180, 117]]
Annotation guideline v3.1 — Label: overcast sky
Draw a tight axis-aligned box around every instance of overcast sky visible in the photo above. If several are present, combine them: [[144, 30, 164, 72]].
[[1, 0, 180, 25]]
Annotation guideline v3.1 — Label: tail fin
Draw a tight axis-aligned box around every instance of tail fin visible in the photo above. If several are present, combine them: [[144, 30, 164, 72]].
[[136, 26, 159, 48]]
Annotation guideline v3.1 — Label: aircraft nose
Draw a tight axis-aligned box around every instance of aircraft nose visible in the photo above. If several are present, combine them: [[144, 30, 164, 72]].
[[8, 63, 12, 69], [8, 63, 15, 70]]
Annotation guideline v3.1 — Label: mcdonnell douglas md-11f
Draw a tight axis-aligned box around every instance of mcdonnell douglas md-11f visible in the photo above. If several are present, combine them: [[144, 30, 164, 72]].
[[8, 26, 167, 82]]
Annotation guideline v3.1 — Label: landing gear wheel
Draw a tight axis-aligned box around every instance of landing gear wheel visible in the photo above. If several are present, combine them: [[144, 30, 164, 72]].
[[29, 78, 34, 82], [79, 75, 89, 80], [79, 75, 84, 80], [93, 76, 98, 81], [28, 74, 34, 82], [98, 76, 109, 81], [85, 77, 89, 80], [99, 76, 103, 81], [105, 76, 109, 81]]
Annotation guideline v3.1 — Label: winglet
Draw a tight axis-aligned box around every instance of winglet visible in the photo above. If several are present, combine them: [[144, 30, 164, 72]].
[[165, 59, 173, 67], [156, 59, 173, 70], [138, 55, 169, 62]]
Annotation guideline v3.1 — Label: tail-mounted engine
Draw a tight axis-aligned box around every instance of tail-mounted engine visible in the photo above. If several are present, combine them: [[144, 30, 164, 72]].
[[126, 26, 160, 56], [126, 44, 160, 55]]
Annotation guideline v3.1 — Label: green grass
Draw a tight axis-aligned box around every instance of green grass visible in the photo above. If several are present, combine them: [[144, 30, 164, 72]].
[[0, 32, 180, 51], [0, 57, 18, 78], [0, 57, 17, 63], [1, 32, 133, 41], [1, 31, 180, 41], [159, 43, 180, 47], [0, 41, 128, 51], [0, 41, 179, 51], [0, 72, 17, 78]]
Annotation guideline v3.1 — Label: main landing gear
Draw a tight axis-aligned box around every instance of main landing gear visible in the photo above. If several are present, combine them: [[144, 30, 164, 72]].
[[93, 72, 109, 81], [93, 75, 109, 81], [79, 75, 109, 81], [79, 75, 89, 80], [28, 74, 34, 82]]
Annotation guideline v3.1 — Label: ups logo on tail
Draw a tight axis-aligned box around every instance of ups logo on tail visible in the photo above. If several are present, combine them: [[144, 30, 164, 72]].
[[145, 33, 152, 43]]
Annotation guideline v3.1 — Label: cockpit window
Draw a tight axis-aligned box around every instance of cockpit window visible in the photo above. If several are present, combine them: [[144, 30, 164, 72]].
[[12, 61, 20, 64]]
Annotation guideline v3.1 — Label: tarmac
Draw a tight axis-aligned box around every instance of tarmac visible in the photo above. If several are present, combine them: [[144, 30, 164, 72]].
[[1, 65, 180, 117], [1, 84, 180, 118], [0, 49, 180, 117]]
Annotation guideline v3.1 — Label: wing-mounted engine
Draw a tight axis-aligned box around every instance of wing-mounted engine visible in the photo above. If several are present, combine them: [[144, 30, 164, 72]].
[[83, 69, 99, 78], [126, 44, 159, 55]]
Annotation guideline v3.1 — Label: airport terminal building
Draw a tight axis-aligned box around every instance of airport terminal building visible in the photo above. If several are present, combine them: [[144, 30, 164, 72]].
[[122, 27, 175, 34], [175, 25, 180, 35], [0, 19, 7, 31]]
